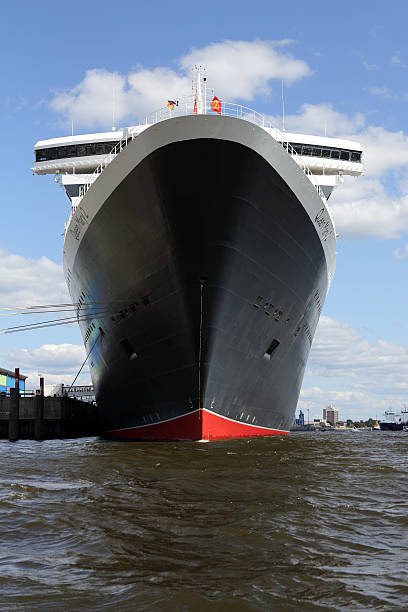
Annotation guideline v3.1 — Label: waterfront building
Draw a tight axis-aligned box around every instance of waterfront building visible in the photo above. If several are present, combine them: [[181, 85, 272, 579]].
[[323, 405, 339, 426], [0, 367, 26, 394], [47, 383, 95, 403]]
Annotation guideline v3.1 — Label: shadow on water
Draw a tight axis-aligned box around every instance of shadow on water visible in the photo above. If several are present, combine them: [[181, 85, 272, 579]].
[[0, 432, 407, 610]]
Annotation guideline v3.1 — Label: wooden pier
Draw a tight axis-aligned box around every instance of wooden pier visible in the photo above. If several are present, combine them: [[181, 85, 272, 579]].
[[0, 391, 101, 440]]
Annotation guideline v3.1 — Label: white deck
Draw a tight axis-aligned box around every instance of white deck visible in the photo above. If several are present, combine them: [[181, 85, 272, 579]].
[[32, 100, 364, 225]]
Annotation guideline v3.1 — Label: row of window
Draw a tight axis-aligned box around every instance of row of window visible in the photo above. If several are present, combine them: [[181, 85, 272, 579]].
[[282, 142, 362, 163], [35, 138, 362, 165], [35, 141, 120, 162]]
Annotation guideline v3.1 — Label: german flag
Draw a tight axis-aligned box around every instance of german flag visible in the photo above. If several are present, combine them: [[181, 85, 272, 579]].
[[167, 100, 178, 110]]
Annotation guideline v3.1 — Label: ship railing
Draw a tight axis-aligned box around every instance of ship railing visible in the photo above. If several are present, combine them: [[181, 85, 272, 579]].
[[135, 98, 326, 203], [66, 98, 327, 234]]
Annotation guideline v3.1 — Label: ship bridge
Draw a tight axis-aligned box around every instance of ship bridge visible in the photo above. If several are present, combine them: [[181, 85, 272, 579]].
[[32, 99, 363, 213], [274, 130, 363, 200]]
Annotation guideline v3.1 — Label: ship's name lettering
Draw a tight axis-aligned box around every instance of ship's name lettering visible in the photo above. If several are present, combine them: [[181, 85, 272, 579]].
[[69, 207, 89, 242], [70, 224, 81, 241], [111, 296, 151, 323], [253, 295, 286, 322], [314, 208, 332, 241]]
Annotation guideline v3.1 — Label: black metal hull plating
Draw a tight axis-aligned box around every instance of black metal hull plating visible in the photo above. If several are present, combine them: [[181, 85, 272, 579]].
[[379, 423, 403, 431], [70, 137, 328, 436]]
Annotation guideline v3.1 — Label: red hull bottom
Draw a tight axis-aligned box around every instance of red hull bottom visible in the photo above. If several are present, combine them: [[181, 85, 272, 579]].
[[106, 409, 289, 441]]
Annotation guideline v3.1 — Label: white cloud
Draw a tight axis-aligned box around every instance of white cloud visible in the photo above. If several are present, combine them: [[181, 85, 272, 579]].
[[298, 386, 389, 421], [358, 126, 408, 175], [392, 53, 404, 66], [270, 103, 408, 238], [0, 343, 89, 390], [298, 316, 408, 420], [180, 39, 311, 99], [48, 51, 408, 241], [51, 70, 128, 129], [51, 67, 191, 130], [0, 256, 88, 388], [329, 175, 408, 239], [308, 316, 408, 394], [328, 126, 408, 238], [272, 105, 408, 175], [6, 343, 85, 371], [271, 102, 365, 137], [0, 248, 68, 308], [369, 86, 393, 98], [49, 40, 311, 129], [362, 60, 378, 71], [393, 243, 408, 259], [126, 67, 190, 115]]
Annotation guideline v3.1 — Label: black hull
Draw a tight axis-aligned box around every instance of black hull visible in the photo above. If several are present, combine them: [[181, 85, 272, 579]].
[[379, 423, 403, 431], [66, 122, 330, 439]]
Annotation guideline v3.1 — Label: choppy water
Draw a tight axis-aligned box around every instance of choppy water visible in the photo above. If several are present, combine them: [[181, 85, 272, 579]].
[[0, 432, 407, 611]]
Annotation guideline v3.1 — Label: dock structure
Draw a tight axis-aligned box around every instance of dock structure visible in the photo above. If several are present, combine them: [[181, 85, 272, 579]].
[[0, 394, 101, 441]]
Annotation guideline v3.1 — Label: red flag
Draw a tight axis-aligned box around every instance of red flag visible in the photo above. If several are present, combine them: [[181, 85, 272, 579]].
[[193, 95, 197, 115], [211, 96, 222, 115]]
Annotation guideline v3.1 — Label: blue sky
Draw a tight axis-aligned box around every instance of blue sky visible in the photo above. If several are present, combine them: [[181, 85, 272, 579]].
[[1, 0, 408, 420]]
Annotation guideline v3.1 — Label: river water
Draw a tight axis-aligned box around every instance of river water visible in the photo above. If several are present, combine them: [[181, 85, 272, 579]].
[[0, 431, 407, 611]]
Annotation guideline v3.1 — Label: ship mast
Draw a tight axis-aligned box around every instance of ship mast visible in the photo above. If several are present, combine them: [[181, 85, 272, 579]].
[[193, 65, 205, 115]]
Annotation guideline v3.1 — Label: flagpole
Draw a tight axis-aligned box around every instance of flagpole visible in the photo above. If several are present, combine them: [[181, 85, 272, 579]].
[[112, 74, 116, 131], [196, 66, 202, 114], [281, 79, 285, 132]]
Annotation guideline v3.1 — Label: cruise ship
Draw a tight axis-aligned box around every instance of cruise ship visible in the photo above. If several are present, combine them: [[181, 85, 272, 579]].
[[33, 74, 363, 440]]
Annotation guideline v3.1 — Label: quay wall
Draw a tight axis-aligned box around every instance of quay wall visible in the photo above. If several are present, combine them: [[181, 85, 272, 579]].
[[0, 395, 101, 440]]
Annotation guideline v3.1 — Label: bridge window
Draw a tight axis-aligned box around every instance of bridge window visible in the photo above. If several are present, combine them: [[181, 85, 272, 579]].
[[35, 140, 120, 163], [283, 142, 362, 163], [64, 184, 85, 200]]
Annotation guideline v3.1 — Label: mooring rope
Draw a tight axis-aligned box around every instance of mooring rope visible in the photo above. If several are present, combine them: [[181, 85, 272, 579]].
[[67, 329, 104, 392]]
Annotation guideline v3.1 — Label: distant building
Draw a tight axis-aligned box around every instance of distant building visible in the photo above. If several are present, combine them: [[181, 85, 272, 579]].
[[48, 383, 95, 403], [323, 404, 339, 426], [0, 367, 26, 394], [295, 409, 305, 426]]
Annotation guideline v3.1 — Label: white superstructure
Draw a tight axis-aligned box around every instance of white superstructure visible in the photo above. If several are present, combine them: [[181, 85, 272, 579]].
[[33, 102, 363, 209]]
